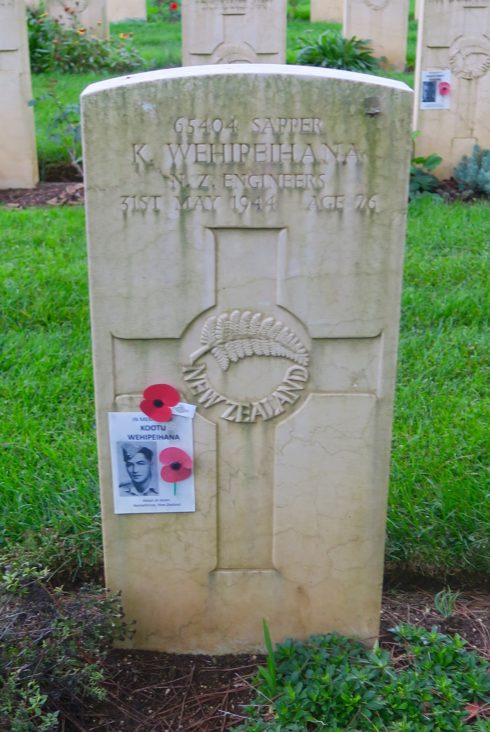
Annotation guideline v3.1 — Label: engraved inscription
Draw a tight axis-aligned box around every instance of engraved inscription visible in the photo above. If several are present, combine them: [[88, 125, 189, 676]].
[[182, 309, 310, 423], [123, 118, 381, 216], [183, 363, 309, 423]]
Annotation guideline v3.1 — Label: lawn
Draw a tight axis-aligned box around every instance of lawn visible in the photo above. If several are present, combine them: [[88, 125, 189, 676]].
[[1, 197, 488, 580]]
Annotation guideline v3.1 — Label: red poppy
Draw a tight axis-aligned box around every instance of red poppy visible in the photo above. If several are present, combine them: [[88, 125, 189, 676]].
[[169, 1, 178, 9], [438, 81, 451, 96], [159, 447, 192, 483], [140, 383, 180, 422]]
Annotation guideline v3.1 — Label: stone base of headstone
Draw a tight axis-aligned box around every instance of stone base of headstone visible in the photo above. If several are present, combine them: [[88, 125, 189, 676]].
[[0, 0, 38, 189], [82, 65, 412, 654]]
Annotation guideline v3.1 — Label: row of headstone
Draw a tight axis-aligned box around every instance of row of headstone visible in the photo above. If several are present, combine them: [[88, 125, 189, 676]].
[[27, 0, 146, 35], [82, 64, 413, 653]]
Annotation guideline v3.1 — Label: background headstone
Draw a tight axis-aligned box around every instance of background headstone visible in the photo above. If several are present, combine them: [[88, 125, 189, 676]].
[[181, 0, 286, 65], [107, 0, 146, 22], [44, 0, 109, 39], [343, 0, 409, 71], [82, 65, 412, 653], [414, 0, 490, 178], [310, 0, 342, 22], [0, 0, 38, 189]]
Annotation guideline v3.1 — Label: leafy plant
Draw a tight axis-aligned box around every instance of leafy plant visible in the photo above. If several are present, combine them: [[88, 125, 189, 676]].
[[409, 133, 442, 200], [238, 625, 490, 730], [0, 560, 131, 730], [296, 31, 381, 72], [453, 144, 490, 197], [255, 619, 278, 699], [27, 4, 145, 73], [410, 152, 442, 199], [434, 588, 461, 619], [147, 0, 181, 22]]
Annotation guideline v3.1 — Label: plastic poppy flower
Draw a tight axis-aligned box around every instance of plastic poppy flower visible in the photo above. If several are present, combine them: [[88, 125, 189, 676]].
[[140, 384, 180, 422], [438, 81, 451, 96], [169, 2, 178, 10], [159, 447, 192, 495]]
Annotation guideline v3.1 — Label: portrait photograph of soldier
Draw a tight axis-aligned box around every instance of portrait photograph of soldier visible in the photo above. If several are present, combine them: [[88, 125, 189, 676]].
[[118, 442, 158, 496]]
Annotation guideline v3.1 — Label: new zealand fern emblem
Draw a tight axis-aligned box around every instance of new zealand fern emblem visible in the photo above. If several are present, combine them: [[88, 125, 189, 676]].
[[189, 309, 310, 371]]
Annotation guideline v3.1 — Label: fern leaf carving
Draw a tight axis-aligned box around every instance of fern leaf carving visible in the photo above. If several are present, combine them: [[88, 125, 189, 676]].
[[190, 309, 310, 371]]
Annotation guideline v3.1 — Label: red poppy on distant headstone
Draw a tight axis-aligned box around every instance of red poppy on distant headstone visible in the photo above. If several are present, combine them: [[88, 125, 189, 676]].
[[140, 384, 180, 422]]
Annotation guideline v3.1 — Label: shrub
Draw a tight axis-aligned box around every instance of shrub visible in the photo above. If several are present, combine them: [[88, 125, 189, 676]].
[[27, 5, 145, 73], [0, 561, 131, 730], [239, 626, 490, 730], [296, 31, 381, 72], [453, 144, 490, 197], [147, 0, 181, 22]]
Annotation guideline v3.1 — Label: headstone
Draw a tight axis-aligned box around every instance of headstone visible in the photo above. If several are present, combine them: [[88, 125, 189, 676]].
[[107, 0, 146, 22], [414, 0, 490, 178], [310, 0, 342, 22], [181, 0, 286, 65], [44, 0, 108, 39], [82, 65, 412, 653], [0, 0, 38, 189], [343, 0, 409, 71]]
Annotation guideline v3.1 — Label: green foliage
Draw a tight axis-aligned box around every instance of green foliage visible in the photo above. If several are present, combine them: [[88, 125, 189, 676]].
[[256, 620, 278, 698], [27, 4, 144, 73], [0, 561, 131, 730], [0, 208, 101, 578], [453, 145, 490, 197], [296, 30, 381, 72], [410, 152, 442, 200], [147, 0, 181, 22], [389, 199, 490, 575], [434, 588, 461, 620], [239, 626, 490, 730]]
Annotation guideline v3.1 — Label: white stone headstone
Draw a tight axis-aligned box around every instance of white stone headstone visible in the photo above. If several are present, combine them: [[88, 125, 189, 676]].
[[414, 0, 490, 178], [0, 0, 38, 189], [310, 0, 342, 22], [82, 65, 412, 654], [343, 0, 409, 71], [181, 0, 286, 65], [107, 0, 146, 22], [45, 0, 108, 38]]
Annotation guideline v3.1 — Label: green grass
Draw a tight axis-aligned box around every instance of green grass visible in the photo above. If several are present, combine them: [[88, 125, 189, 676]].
[[0, 199, 489, 579], [388, 198, 490, 575], [0, 208, 100, 578]]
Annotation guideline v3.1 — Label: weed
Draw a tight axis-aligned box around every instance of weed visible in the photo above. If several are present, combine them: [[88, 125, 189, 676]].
[[0, 560, 131, 730], [434, 588, 461, 619]]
